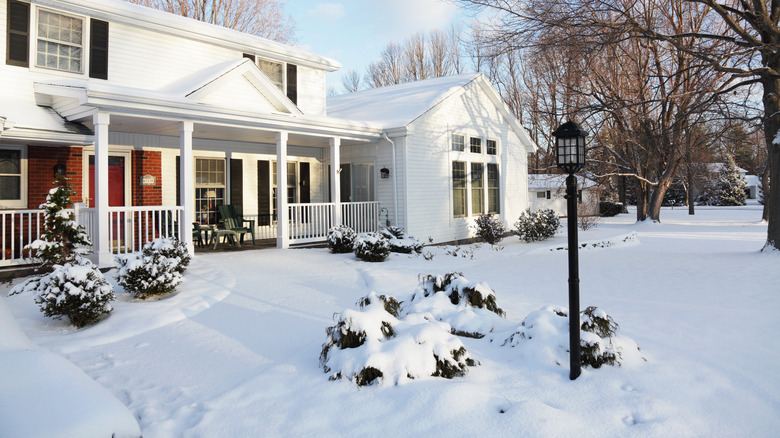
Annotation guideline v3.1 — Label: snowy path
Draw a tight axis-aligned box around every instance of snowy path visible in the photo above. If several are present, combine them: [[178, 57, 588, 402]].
[[3, 206, 779, 437]]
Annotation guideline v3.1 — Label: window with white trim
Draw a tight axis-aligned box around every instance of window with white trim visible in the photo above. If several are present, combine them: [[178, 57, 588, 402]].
[[195, 158, 225, 225], [0, 146, 27, 208], [452, 161, 466, 217], [487, 139, 497, 155], [36, 8, 83, 73], [487, 163, 500, 213], [470, 137, 481, 153], [471, 163, 484, 215], [451, 160, 500, 217], [452, 134, 465, 151]]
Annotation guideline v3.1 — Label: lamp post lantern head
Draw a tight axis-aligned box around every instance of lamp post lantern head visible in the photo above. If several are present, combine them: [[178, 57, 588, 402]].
[[553, 121, 588, 175]]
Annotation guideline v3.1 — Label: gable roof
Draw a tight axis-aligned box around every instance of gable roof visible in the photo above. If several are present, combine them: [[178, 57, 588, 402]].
[[327, 73, 537, 152], [0, 97, 93, 144]]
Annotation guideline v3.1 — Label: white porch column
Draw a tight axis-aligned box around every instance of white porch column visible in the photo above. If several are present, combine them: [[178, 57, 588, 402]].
[[276, 132, 289, 248], [180, 121, 194, 254], [93, 112, 112, 267], [330, 137, 342, 226]]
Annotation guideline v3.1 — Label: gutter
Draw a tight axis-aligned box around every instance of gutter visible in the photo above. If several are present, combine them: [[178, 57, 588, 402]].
[[382, 132, 399, 227]]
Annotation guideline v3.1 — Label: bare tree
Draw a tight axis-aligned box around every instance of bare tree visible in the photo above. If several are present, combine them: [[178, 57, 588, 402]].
[[127, 0, 296, 43], [341, 69, 363, 93]]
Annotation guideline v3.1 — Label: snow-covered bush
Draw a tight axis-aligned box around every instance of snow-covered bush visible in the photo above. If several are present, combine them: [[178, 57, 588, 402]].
[[379, 226, 424, 253], [353, 232, 390, 262], [406, 272, 507, 338], [14, 257, 115, 328], [513, 209, 561, 242], [320, 292, 477, 386], [473, 214, 506, 245], [327, 225, 356, 254], [503, 305, 642, 370], [25, 176, 91, 268], [716, 156, 747, 206], [116, 237, 191, 299]]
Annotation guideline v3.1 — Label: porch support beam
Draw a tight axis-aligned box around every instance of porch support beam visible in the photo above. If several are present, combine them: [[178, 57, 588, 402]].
[[330, 137, 341, 227], [93, 112, 112, 267], [180, 121, 194, 254], [276, 131, 289, 248]]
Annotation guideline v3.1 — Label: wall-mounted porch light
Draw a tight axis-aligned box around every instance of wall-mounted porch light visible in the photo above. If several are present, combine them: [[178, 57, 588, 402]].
[[380, 167, 390, 179]]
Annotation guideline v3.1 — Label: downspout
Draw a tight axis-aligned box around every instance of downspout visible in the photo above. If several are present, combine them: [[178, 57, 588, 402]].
[[382, 132, 399, 227]]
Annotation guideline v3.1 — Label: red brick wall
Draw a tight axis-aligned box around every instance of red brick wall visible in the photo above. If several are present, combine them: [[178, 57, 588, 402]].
[[28, 146, 84, 209], [132, 150, 163, 206]]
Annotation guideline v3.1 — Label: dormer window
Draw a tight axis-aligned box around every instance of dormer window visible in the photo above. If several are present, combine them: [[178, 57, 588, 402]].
[[36, 9, 83, 73], [258, 58, 283, 90], [257, 57, 298, 105]]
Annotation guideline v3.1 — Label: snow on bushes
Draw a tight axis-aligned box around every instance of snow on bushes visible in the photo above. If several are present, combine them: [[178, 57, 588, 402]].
[[407, 272, 506, 338], [353, 232, 390, 262], [379, 226, 424, 253], [116, 237, 191, 299], [320, 292, 477, 386], [513, 209, 561, 242], [503, 305, 643, 370], [13, 257, 115, 328], [473, 214, 506, 245], [327, 225, 357, 254]]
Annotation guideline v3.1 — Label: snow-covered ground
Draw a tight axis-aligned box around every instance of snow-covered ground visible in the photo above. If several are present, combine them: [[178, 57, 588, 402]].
[[2, 206, 778, 437]]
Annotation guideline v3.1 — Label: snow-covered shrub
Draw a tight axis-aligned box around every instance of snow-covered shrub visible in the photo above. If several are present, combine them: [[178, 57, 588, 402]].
[[473, 214, 506, 245], [513, 209, 561, 242], [25, 176, 91, 268], [406, 272, 507, 338], [599, 202, 623, 217], [116, 237, 191, 299], [320, 292, 477, 386], [503, 305, 642, 370], [716, 156, 747, 206], [353, 232, 390, 262], [327, 225, 356, 254], [379, 227, 424, 253], [14, 257, 115, 328]]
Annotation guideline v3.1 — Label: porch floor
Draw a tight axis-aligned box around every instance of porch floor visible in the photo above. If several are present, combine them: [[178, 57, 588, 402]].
[[193, 238, 276, 253]]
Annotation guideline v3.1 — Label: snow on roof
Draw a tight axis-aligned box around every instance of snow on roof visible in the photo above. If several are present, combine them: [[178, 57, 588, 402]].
[[54, 0, 339, 70], [528, 174, 598, 190], [745, 175, 761, 186], [327, 74, 481, 128], [0, 97, 91, 136]]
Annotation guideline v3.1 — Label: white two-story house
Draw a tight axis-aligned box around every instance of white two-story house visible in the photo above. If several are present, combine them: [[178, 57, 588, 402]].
[[0, 0, 536, 267]]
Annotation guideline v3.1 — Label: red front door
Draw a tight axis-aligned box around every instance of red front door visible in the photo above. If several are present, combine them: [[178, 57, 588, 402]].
[[89, 156, 126, 249]]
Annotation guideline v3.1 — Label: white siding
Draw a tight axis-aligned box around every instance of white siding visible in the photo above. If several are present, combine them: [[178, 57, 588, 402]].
[[404, 84, 529, 244]]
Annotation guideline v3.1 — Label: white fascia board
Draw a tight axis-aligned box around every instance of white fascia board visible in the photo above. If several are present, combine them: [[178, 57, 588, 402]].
[[33, 0, 341, 71], [0, 128, 93, 145]]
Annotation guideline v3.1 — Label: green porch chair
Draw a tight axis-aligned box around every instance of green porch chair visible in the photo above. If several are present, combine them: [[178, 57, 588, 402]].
[[217, 205, 255, 244]]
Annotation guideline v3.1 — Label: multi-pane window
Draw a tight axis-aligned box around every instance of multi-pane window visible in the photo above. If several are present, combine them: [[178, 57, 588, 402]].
[[36, 9, 83, 73], [487, 163, 500, 213], [452, 134, 465, 151], [487, 139, 497, 155], [258, 59, 284, 91], [470, 137, 481, 153], [195, 158, 225, 224], [452, 161, 467, 217], [0, 149, 22, 201], [272, 162, 297, 217], [471, 163, 484, 215]]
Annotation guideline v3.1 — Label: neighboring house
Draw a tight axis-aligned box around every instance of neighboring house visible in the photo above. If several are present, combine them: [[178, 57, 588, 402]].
[[0, 0, 535, 267], [744, 175, 760, 199], [705, 163, 759, 199], [528, 174, 599, 217]]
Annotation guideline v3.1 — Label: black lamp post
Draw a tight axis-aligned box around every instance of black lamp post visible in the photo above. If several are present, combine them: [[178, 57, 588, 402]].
[[552, 120, 588, 381]]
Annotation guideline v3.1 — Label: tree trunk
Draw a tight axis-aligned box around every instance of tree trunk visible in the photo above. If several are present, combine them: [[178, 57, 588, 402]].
[[619, 176, 628, 213], [762, 164, 770, 221], [635, 181, 647, 221], [762, 75, 780, 249], [648, 167, 677, 222], [687, 166, 695, 215]]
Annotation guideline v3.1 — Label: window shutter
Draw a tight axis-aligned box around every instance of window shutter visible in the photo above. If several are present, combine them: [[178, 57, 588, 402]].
[[286, 63, 297, 105], [230, 158, 243, 207], [6, 0, 30, 67], [257, 160, 271, 226], [89, 18, 109, 79]]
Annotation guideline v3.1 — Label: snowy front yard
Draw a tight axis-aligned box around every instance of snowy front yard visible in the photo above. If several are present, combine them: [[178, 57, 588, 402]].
[[2, 206, 779, 437]]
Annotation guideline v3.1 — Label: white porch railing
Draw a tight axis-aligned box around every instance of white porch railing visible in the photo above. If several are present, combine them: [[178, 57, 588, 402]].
[[0, 202, 380, 266], [0, 209, 46, 267]]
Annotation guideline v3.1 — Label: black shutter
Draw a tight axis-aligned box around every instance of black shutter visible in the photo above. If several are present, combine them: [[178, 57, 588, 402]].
[[286, 63, 297, 105], [175, 156, 180, 206], [257, 161, 271, 226], [299, 162, 310, 204], [89, 18, 109, 79], [230, 158, 243, 208], [6, 0, 30, 67]]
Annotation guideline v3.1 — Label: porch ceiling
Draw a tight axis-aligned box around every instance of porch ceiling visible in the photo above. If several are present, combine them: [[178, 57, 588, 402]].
[[85, 114, 372, 148]]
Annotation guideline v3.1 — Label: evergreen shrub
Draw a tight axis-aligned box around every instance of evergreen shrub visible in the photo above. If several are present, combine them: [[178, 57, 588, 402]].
[[379, 226, 423, 253], [473, 214, 506, 245], [353, 232, 390, 262], [599, 202, 623, 217], [327, 225, 356, 253], [513, 209, 561, 242], [116, 237, 191, 299]]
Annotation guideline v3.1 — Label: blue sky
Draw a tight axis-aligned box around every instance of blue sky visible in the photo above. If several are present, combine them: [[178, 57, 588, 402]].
[[285, 0, 475, 92]]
